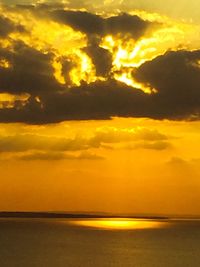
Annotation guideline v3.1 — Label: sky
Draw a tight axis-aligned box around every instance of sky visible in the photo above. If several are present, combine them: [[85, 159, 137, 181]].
[[0, 0, 200, 215]]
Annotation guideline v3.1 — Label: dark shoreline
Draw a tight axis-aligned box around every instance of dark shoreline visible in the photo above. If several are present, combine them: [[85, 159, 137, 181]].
[[1, 212, 200, 220], [0, 211, 170, 220]]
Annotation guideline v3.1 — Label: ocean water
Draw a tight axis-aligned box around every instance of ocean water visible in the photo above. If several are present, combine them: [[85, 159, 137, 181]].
[[0, 218, 200, 267]]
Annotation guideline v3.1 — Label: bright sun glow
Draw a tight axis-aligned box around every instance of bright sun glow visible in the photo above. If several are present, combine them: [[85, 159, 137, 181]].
[[0, 59, 11, 69], [0, 93, 30, 109], [101, 20, 197, 92], [68, 219, 166, 230]]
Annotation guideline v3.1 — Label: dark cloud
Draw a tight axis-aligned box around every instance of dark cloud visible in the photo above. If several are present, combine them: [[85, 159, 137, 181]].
[[83, 44, 112, 77], [0, 16, 25, 37], [0, 50, 200, 124], [106, 13, 148, 38], [0, 41, 62, 95], [0, 79, 150, 124], [60, 57, 75, 84], [134, 50, 200, 120], [51, 10, 150, 38], [0, 5, 200, 124], [14, 1, 150, 38], [51, 10, 104, 35]]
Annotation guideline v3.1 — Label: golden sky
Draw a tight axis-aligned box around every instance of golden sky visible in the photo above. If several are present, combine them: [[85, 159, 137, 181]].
[[0, 0, 200, 215]]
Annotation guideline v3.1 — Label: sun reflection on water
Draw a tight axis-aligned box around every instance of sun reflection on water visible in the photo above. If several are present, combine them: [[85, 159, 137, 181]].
[[68, 219, 166, 230]]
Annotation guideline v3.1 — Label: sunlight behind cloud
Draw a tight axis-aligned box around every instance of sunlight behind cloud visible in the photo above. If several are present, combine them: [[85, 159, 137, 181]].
[[100, 14, 197, 92], [1, 4, 198, 93], [0, 59, 11, 69], [0, 93, 30, 109]]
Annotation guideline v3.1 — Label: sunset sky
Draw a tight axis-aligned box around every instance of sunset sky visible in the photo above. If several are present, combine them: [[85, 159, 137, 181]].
[[0, 0, 200, 216]]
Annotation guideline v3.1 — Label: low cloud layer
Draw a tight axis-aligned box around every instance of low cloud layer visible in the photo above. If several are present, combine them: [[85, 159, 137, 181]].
[[18, 151, 104, 161], [0, 127, 170, 154]]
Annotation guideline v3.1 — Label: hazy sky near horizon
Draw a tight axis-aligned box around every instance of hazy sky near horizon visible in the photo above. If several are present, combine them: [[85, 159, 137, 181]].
[[0, 0, 200, 215]]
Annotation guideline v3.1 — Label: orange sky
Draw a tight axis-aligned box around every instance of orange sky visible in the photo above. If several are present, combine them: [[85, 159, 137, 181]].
[[0, 118, 200, 215], [0, 1, 200, 215]]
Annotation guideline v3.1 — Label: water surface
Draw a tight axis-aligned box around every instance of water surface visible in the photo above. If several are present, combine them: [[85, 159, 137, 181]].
[[0, 218, 200, 267]]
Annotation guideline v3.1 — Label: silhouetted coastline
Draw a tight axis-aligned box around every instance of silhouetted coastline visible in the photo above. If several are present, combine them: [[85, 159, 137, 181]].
[[0, 211, 170, 220]]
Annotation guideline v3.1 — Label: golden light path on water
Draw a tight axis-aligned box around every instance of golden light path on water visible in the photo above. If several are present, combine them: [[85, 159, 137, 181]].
[[67, 219, 167, 230]]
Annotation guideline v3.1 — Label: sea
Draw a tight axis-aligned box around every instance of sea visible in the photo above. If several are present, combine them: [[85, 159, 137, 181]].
[[0, 218, 200, 267]]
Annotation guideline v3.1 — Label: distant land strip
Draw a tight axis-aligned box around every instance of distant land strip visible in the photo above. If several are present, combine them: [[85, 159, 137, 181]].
[[0, 211, 169, 220]]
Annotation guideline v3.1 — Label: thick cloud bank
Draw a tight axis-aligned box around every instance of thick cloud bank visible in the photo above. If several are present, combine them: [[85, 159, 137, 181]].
[[0, 4, 199, 124]]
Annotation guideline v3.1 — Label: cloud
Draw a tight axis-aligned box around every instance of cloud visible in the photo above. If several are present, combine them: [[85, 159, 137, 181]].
[[77, 151, 105, 160], [0, 79, 150, 124], [0, 5, 200, 124], [134, 141, 171, 150], [89, 127, 168, 147], [0, 16, 25, 37], [168, 156, 188, 165], [17, 151, 104, 161], [0, 134, 90, 152], [51, 10, 104, 35], [0, 127, 168, 152], [0, 41, 62, 95], [134, 50, 200, 120], [105, 13, 149, 38], [1, 47, 200, 123], [167, 157, 200, 166], [83, 44, 112, 77], [51, 10, 150, 38], [19, 151, 68, 161]]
